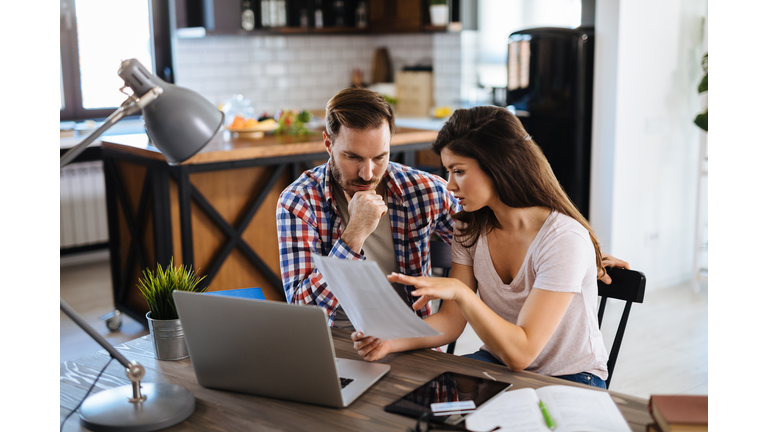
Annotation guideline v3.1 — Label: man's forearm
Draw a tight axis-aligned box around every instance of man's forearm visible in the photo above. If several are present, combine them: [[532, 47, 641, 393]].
[[339, 227, 366, 254]]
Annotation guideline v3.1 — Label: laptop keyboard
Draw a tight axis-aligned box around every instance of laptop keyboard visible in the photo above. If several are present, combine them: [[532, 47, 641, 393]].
[[340, 377, 354, 389]]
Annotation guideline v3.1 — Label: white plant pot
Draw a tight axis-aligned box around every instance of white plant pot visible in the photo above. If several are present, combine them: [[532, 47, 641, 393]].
[[430, 4, 448, 27]]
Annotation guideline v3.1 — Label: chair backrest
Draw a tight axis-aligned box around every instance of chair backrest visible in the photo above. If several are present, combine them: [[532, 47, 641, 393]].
[[597, 267, 646, 388], [430, 239, 452, 277], [430, 239, 456, 354]]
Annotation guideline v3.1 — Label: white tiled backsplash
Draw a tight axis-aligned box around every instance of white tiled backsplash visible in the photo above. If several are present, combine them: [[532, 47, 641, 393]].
[[174, 33, 462, 115]]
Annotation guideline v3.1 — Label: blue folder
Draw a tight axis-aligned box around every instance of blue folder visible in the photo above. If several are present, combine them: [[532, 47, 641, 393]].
[[203, 287, 265, 300]]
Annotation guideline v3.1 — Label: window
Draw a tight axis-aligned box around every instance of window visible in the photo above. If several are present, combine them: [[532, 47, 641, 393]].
[[59, 0, 173, 121], [476, 0, 582, 88]]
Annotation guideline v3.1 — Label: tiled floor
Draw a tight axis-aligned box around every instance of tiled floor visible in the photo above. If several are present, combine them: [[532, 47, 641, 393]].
[[60, 252, 707, 400]]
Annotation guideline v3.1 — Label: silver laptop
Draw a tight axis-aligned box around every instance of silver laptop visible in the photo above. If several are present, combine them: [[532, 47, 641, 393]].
[[173, 291, 390, 408]]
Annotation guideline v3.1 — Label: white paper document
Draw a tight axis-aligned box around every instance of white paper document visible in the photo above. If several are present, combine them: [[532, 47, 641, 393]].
[[311, 254, 442, 340]]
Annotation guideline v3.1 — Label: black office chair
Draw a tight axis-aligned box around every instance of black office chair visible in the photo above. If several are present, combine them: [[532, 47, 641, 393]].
[[429, 239, 457, 354], [597, 267, 646, 388]]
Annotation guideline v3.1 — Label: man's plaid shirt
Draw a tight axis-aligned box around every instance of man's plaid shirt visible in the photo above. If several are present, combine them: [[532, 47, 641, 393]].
[[277, 161, 460, 326]]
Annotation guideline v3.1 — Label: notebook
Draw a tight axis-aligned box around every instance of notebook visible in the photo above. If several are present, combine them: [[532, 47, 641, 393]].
[[465, 385, 631, 432], [203, 287, 265, 300], [173, 291, 390, 408]]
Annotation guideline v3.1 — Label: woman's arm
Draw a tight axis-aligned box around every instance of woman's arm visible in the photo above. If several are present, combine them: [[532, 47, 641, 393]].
[[390, 271, 574, 371], [460, 288, 574, 370], [351, 264, 476, 361]]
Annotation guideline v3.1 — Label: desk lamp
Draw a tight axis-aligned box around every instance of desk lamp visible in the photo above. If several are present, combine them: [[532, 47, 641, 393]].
[[60, 59, 223, 431]]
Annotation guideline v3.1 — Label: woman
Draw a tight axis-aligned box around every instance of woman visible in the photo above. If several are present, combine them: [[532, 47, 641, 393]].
[[352, 106, 628, 389]]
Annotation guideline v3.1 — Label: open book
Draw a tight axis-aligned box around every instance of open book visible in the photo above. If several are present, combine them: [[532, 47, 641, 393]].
[[465, 385, 631, 432]]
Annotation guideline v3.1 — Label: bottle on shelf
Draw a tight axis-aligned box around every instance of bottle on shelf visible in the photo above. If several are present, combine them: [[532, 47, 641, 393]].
[[300, 8, 309, 28], [355, 1, 367, 28], [260, 0, 286, 27], [241, 0, 256, 31], [334, 0, 345, 27], [314, 0, 324, 28], [260, 0, 270, 27], [273, 0, 287, 27]]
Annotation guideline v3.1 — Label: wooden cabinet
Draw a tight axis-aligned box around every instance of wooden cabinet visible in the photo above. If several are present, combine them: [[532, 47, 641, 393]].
[[175, 0, 243, 35], [368, 0, 423, 33]]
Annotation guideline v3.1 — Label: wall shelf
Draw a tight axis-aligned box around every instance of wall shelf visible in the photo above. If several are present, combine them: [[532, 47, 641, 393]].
[[175, 0, 468, 38]]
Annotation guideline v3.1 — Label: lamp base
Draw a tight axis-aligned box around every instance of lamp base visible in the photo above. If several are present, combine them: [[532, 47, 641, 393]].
[[79, 383, 195, 432]]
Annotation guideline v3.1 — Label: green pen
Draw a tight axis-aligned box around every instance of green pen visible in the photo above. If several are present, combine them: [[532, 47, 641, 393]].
[[539, 400, 556, 430]]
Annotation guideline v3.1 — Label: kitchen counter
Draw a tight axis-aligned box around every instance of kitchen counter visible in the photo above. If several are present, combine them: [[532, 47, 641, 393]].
[[101, 125, 439, 165]]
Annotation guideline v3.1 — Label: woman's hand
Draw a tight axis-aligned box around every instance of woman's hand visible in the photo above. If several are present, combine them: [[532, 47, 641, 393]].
[[351, 331, 392, 361], [386, 273, 473, 311], [600, 253, 630, 284]]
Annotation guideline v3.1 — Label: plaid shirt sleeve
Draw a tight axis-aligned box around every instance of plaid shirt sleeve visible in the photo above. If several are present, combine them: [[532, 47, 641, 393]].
[[276, 187, 363, 325]]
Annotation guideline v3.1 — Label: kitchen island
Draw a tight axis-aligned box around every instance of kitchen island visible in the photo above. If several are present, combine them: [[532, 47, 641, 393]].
[[100, 126, 440, 325]]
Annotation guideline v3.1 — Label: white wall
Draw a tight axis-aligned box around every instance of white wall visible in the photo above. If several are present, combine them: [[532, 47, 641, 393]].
[[173, 33, 461, 114], [591, 0, 708, 290]]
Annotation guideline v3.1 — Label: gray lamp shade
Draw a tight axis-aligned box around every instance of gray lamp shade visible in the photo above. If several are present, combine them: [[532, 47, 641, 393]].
[[118, 59, 224, 165]]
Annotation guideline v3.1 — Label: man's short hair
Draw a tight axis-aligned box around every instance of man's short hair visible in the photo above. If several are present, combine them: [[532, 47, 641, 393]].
[[325, 87, 395, 143]]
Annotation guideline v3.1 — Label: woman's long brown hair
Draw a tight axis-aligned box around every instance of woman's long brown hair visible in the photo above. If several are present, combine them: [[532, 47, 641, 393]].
[[433, 106, 605, 279]]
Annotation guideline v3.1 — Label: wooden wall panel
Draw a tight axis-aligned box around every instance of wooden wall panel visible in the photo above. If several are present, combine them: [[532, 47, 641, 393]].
[[190, 166, 273, 226], [181, 165, 288, 300], [189, 198, 227, 274], [240, 168, 294, 300], [115, 161, 154, 317]]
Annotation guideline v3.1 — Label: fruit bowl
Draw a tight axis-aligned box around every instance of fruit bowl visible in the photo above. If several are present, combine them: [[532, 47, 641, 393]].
[[225, 119, 278, 138]]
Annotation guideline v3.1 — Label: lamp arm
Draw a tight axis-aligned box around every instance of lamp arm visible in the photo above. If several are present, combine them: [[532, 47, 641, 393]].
[[60, 86, 163, 169], [60, 299, 133, 369], [60, 298, 148, 401]]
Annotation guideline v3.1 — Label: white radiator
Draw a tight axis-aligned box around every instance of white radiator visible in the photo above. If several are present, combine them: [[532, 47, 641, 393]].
[[60, 161, 109, 248]]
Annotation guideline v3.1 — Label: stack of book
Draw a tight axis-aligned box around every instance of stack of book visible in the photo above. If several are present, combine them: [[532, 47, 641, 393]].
[[647, 395, 707, 431]]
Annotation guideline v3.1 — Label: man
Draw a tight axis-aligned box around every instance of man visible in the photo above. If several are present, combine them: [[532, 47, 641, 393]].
[[276, 87, 459, 329]]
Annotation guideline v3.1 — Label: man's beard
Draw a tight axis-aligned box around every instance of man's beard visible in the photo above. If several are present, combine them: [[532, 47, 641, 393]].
[[329, 153, 382, 198]]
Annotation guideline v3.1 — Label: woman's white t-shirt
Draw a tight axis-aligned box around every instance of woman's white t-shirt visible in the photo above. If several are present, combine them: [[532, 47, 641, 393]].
[[452, 211, 609, 379]]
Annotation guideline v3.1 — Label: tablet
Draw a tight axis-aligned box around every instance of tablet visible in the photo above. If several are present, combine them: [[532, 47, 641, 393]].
[[384, 371, 513, 425]]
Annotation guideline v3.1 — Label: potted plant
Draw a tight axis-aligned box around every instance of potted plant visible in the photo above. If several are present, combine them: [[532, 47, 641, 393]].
[[138, 258, 207, 360], [429, 0, 449, 27]]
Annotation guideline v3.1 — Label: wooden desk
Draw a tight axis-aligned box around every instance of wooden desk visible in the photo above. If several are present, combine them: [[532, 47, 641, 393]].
[[99, 128, 440, 326], [60, 329, 653, 431]]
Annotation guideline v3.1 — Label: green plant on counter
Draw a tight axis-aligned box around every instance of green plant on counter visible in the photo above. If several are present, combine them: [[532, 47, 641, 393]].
[[694, 52, 707, 132], [275, 109, 313, 136], [429, 0, 447, 5], [138, 257, 207, 320]]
